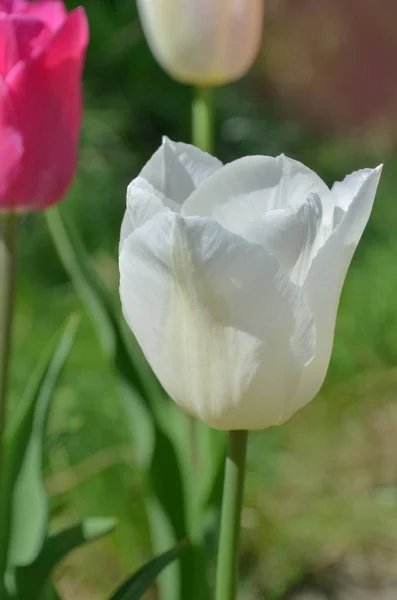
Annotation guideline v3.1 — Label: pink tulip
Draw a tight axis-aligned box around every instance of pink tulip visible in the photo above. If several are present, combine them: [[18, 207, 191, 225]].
[[0, 0, 88, 211]]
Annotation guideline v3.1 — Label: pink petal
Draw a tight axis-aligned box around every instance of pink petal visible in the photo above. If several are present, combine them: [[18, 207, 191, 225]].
[[38, 7, 88, 136], [0, 83, 23, 207], [17, 0, 67, 32], [0, 126, 23, 199], [0, 14, 50, 75], [0, 1, 14, 14], [0, 7, 88, 210]]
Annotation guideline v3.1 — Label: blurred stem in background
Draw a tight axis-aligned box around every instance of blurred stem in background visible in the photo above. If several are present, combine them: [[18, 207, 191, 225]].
[[215, 430, 248, 600], [190, 85, 215, 600], [190, 85, 214, 469], [192, 86, 213, 153], [0, 213, 18, 476]]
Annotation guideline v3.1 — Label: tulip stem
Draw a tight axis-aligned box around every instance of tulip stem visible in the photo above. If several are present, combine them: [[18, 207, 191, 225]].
[[0, 212, 18, 473], [192, 86, 213, 153], [190, 85, 215, 600], [215, 430, 248, 600]]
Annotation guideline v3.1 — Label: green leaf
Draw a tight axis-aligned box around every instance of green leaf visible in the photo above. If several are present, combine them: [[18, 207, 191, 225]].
[[0, 579, 11, 599], [147, 411, 187, 600], [0, 317, 79, 573], [109, 539, 188, 600], [14, 517, 117, 600], [40, 583, 62, 600], [197, 425, 226, 513], [45, 206, 154, 409], [46, 207, 194, 599]]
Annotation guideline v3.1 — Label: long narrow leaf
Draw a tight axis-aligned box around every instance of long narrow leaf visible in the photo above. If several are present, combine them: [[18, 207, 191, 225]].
[[0, 317, 79, 573], [109, 539, 188, 600], [46, 207, 192, 599], [14, 517, 117, 600], [46, 206, 153, 404], [0, 579, 10, 599]]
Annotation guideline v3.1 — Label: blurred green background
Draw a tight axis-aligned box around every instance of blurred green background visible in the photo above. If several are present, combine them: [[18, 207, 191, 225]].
[[10, 0, 397, 598]]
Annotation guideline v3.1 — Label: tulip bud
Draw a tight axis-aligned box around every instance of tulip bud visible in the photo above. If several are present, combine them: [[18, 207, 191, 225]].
[[137, 0, 264, 85], [119, 138, 382, 431], [0, 0, 88, 211]]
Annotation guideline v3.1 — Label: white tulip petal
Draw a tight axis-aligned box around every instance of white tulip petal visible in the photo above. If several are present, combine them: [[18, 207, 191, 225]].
[[239, 193, 323, 285], [181, 154, 332, 229], [119, 178, 170, 252], [120, 137, 222, 252], [119, 212, 315, 430], [331, 168, 376, 213], [140, 140, 194, 206], [138, 137, 222, 208], [162, 137, 223, 188], [120, 211, 134, 254], [283, 165, 382, 421]]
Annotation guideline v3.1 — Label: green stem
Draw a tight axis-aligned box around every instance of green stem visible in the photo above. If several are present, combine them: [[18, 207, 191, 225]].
[[215, 430, 248, 600], [0, 213, 18, 473], [192, 86, 213, 153], [190, 85, 215, 600], [190, 86, 214, 480]]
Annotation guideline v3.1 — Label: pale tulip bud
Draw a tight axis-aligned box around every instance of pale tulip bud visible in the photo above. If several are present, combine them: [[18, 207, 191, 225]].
[[137, 0, 264, 85], [119, 138, 382, 431]]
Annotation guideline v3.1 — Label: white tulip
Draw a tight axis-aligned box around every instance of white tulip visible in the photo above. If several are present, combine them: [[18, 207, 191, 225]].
[[136, 0, 264, 85], [119, 138, 382, 430]]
